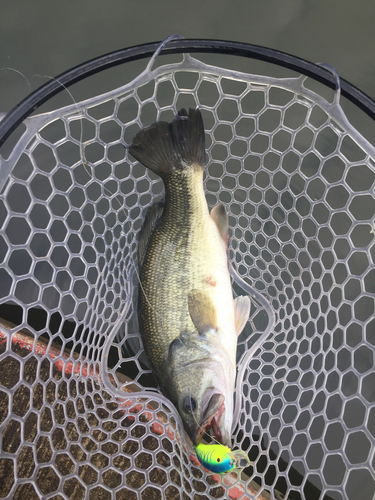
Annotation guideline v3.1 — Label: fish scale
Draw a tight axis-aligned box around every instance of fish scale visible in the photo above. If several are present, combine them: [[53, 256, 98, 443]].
[[139, 167, 231, 372], [129, 108, 250, 446]]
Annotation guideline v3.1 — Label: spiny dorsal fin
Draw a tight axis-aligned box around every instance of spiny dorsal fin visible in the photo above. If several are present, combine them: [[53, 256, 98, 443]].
[[138, 200, 164, 268], [234, 295, 251, 336], [211, 203, 229, 242], [128, 108, 205, 177], [188, 289, 218, 335]]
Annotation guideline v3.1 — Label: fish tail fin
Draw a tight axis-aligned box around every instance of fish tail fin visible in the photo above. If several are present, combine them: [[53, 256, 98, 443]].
[[128, 108, 205, 176]]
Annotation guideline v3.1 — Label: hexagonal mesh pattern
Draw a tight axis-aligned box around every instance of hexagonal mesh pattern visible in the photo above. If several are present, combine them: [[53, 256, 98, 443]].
[[0, 49, 374, 500]]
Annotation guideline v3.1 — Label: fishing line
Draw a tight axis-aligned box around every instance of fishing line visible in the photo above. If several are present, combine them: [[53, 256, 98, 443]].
[[33, 74, 166, 331], [12, 72, 252, 454], [0, 67, 32, 94], [169, 338, 230, 451], [186, 373, 224, 449]]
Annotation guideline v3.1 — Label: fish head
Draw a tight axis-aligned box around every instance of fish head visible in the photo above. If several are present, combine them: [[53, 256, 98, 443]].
[[165, 334, 236, 447]]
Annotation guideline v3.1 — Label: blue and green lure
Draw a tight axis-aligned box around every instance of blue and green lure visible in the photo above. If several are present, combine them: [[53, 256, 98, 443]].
[[195, 443, 250, 474]]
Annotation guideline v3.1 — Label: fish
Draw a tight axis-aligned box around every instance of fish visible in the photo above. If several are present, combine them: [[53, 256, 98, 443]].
[[195, 442, 251, 474], [128, 108, 250, 447]]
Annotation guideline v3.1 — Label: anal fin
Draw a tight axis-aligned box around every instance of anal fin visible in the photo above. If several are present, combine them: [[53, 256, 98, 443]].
[[211, 203, 229, 242]]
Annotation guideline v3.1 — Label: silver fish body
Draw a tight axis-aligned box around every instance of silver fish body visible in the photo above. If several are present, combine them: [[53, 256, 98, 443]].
[[129, 109, 250, 446]]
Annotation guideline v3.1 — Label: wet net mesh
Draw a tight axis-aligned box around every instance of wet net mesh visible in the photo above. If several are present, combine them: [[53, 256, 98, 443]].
[[0, 46, 374, 500]]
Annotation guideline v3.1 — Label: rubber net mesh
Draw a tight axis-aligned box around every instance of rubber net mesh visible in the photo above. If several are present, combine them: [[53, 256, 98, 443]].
[[0, 48, 374, 500]]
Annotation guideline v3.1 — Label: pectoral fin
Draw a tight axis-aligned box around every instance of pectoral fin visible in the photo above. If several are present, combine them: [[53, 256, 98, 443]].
[[211, 203, 229, 242], [188, 289, 218, 335], [234, 296, 251, 336]]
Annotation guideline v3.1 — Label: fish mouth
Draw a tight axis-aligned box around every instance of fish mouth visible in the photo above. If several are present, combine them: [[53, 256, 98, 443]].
[[195, 393, 226, 445]]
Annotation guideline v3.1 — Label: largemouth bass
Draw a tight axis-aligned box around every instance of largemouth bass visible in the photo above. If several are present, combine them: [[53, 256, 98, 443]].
[[129, 108, 250, 447]]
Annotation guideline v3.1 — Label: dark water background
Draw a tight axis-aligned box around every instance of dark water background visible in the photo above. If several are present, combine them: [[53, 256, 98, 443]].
[[1, 1, 375, 114]]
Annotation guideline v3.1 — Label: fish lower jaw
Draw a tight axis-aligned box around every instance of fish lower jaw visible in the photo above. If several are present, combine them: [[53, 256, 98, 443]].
[[195, 401, 227, 445]]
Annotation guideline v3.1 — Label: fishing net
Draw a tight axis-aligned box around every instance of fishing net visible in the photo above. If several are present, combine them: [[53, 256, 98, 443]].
[[0, 37, 374, 500]]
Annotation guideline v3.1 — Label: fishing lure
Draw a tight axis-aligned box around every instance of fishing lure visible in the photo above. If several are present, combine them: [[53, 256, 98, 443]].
[[195, 443, 250, 474]]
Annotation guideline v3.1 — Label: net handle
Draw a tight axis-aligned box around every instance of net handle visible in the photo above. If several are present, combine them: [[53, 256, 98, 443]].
[[1, 38, 375, 149]]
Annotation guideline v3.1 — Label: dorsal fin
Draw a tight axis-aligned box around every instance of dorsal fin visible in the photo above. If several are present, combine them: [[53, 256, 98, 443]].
[[138, 201, 164, 267]]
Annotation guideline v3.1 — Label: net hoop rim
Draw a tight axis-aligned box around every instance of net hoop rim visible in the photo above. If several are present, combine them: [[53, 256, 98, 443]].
[[1, 38, 375, 148]]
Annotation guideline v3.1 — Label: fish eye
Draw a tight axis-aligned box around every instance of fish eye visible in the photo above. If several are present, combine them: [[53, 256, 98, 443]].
[[182, 396, 197, 413], [217, 457, 221, 463]]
